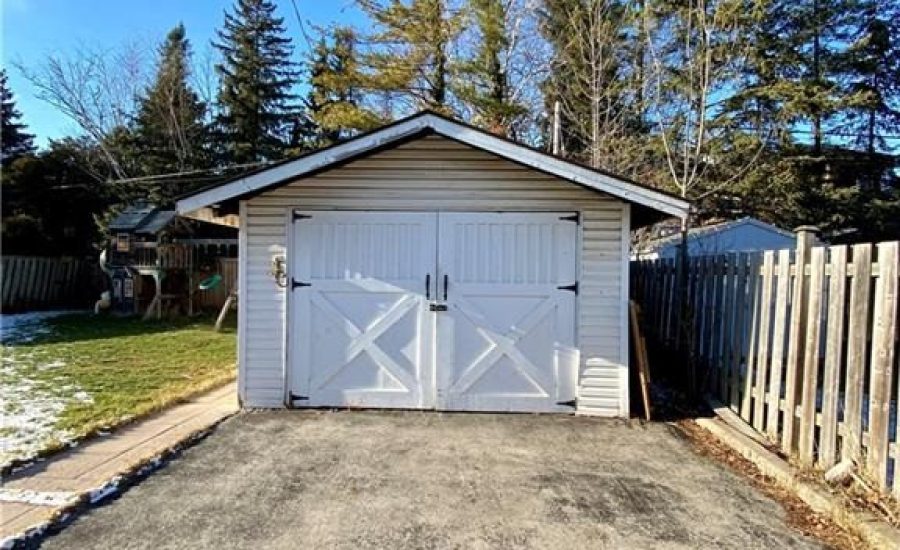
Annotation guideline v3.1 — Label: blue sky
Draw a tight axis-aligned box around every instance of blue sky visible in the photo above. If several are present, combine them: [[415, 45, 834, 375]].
[[1, 0, 365, 147]]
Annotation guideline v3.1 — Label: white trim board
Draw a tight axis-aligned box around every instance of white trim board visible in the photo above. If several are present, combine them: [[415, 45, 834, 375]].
[[177, 113, 690, 219]]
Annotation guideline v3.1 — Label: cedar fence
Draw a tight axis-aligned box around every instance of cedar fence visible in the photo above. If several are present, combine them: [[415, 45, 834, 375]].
[[1, 256, 104, 312], [631, 228, 900, 497]]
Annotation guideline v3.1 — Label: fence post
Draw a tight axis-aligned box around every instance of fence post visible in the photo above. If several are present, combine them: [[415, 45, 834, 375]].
[[781, 225, 818, 454]]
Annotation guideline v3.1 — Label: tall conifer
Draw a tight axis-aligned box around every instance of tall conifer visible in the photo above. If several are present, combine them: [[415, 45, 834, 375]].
[[1, 70, 36, 165], [454, 0, 527, 136], [305, 27, 383, 146], [357, 0, 464, 114], [213, 0, 300, 163], [134, 24, 209, 199]]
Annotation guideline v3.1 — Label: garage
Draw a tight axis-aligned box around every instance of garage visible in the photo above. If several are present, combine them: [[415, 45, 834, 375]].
[[177, 111, 690, 416]]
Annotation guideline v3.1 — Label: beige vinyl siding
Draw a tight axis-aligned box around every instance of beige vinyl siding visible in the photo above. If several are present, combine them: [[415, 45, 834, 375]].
[[241, 135, 629, 415]]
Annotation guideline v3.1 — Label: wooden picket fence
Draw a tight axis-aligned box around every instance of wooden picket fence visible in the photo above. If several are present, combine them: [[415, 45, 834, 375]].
[[631, 230, 900, 497], [1, 256, 104, 312]]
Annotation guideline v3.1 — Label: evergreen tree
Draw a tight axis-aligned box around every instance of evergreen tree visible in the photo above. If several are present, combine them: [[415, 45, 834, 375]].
[[2, 138, 112, 255], [1, 69, 36, 165], [454, 0, 527, 136], [305, 27, 383, 147], [357, 0, 464, 114], [734, 0, 864, 152], [213, 0, 300, 163], [721, 0, 899, 238], [134, 24, 210, 201], [838, 0, 900, 155]]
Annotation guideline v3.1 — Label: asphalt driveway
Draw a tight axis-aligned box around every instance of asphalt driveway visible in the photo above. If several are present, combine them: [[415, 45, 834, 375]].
[[43, 411, 823, 549]]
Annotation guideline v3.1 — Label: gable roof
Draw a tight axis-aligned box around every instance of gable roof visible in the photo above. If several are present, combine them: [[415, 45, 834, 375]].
[[108, 202, 176, 235], [176, 111, 690, 219]]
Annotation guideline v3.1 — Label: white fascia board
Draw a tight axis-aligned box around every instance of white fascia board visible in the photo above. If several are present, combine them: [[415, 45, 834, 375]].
[[177, 113, 690, 219], [176, 117, 431, 214], [426, 116, 690, 218]]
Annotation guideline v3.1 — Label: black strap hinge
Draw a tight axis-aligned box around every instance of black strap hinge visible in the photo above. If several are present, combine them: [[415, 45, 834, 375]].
[[556, 399, 577, 407], [292, 211, 312, 222], [557, 282, 578, 294], [559, 213, 579, 224], [292, 278, 311, 289], [289, 392, 308, 402]]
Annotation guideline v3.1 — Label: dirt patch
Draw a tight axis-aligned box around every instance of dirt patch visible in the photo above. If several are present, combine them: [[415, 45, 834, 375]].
[[675, 419, 867, 549]]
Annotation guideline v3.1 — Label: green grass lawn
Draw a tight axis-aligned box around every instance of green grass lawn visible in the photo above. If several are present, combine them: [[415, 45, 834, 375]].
[[1, 313, 236, 467]]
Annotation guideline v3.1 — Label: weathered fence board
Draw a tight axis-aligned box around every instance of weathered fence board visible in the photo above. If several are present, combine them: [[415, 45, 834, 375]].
[[766, 249, 791, 440], [741, 253, 762, 421], [729, 253, 749, 412], [819, 245, 847, 468], [753, 252, 775, 431], [843, 244, 872, 461], [631, 233, 900, 498], [799, 246, 825, 465], [868, 242, 898, 487]]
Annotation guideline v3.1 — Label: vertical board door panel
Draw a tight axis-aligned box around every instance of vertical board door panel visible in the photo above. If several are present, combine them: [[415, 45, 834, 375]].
[[436, 212, 578, 412], [290, 211, 437, 409]]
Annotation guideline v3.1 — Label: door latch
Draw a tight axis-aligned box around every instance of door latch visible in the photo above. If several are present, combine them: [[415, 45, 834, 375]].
[[429, 303, 448, 312]]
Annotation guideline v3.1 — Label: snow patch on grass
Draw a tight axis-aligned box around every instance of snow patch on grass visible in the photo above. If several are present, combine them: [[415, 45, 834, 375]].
[[1, 311, 92, 469], [0, 310, 74, 343]]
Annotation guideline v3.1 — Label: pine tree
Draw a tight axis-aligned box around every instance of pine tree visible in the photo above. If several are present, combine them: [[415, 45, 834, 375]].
[[1, 69, 36, 165], [305, 27, 383, 147], [134, 24, 210, 200], [213, 0, 300, 163], [722, 0, 898, 238], [734, 0, 864, 152], [454, 0, 527, 136], [357, 0, 464, 114], [839, 0, 900, 155]]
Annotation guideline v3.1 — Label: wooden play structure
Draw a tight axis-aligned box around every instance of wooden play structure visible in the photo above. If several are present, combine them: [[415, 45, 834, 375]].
[[103, 202, 238, 319]]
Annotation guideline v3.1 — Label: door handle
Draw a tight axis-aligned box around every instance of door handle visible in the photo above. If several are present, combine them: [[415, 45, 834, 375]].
[[425, 274, 431, 299], [443, 274, 449, 301]]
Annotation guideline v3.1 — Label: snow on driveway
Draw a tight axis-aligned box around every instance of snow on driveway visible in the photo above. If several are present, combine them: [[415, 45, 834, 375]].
[[1, 311, 92, 469]]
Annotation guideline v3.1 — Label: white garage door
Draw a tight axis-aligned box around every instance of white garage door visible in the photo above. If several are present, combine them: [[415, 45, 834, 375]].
[[289, 211, 579, 412]]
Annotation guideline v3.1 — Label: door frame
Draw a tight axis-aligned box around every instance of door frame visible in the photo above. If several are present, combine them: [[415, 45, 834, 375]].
[[283, 208, 582, 410]]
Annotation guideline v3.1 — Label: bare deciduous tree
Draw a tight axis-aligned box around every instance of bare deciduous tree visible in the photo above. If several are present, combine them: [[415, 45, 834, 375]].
[[541, 0, 647, 175], [16, 41, 150, 180], [644, 0, 771, 393], [645, 0, 768, 204]]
